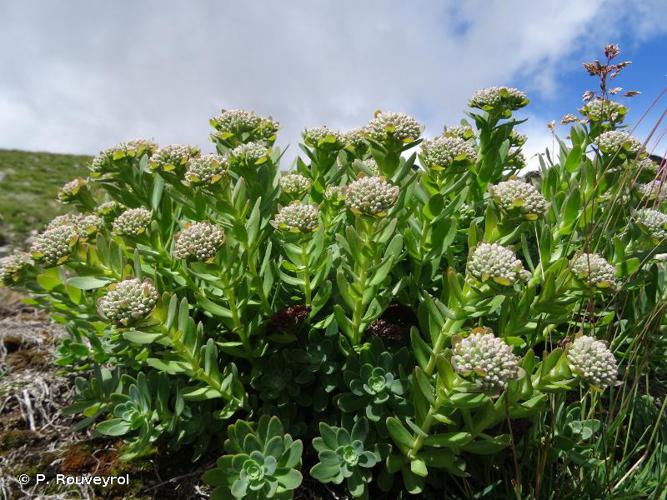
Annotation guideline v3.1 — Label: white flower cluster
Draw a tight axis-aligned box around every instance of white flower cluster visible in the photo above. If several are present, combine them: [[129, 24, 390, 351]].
[[90, 139, 158, 173], [324, 185, 346, 203], [149, 144, 200, 172], [211, 109, 279, 138], [366, 111, 423, 143], [344, 176, 399, 216], [184, 154, 227, 187], [112, 208, 152, 236], [421, 136, 478, 170], [0, 251, 32, 285], [451, 329, 520, 391], [634, 208, 667, 241], [635, 157, 659, 173], [597, 130, 643, 156], [229, 142, 270, 168], [273, 203, 320, 233], [567, 335, 618, 389], [468, 86, 528, 112], [98, 279, 158, 326], [48, 213, 103, 239], [31, 224, 78, 267], [280, 173, 311, 195], [579, 99, 627, 123], [489, 179, 548, 219], [174, 222, 225, 261], [343, 128, 369, 154], [302, 126, 344, 148], [443, 125, 476, 141], [57, 177, 87, 203], [636, 180, 666, 202], [467, 243, 529, 286], [570, 253, 618, 289]]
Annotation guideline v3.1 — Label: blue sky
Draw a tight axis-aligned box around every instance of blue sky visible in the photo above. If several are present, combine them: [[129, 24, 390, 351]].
[[0, 0, 665, 165]]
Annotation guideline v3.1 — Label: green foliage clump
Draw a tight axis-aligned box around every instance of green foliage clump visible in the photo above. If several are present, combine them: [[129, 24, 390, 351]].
[[2, 44, 666, 498]]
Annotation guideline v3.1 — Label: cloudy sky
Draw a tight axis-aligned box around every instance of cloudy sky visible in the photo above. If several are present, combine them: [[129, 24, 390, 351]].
[[1, 0, 666, 166]]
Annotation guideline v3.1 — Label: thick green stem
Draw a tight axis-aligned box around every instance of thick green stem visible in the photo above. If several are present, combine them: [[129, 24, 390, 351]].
[[300, 239, 312, 306]]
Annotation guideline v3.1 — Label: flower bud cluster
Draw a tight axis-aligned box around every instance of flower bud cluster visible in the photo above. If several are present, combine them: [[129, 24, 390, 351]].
[[229, 142, 270, 168], [421, 135, 478, 170], [468, 86, 528, 113], [567, 335, 618, 389], [96, 201, 123, 217], [634, 208, 667, 241], [451, 328, 520, 391], [112, 208, 152, 236], [30, 224, 79, 267], [273, 203, 320, 233], [343, 128, 369, 155], [579, 99, 627, 123], [280, 173, 311, 196], [344, 176, 399, 216], [324, 185, 346, 203], [149, 144, 200, 173], [597, 130, 643, 156], [467, 243, 529, 286], [302, 126, 344, 148], [90, 139, 157, 173], [174, 222, 225, 261], [443, 125, 476, 141], [570, 253, 617, 289], [57, 177, 88, 203], [210, 109, 279, 141], [509, 130, 528, 147], [98, 279, 158, 326], [489, 179, 548, 219], [0, 251, 32, 285], [357, 159, 380, 176], [636, 180, 666, 202], [48, 213, 103, 239], [366, 112, 423, 143], [184, 154, 227, 187]]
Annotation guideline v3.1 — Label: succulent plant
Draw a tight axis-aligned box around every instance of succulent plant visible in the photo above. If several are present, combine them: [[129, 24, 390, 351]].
[[184, 154, 227, 187], [468, 86, 529, 114], [567, 335, 618, 389], [344, 176, 399, 217], [467, 242, 529, 286], [30, 224, 79, 267], [174, 221, 225, 261], [366, 111, 423, 144], [0, 251, 32, 286], [149, 144, 201, 173], [420, 135, 478, 171], [203, 416, 303, 499], [112, 208, 152, 236], [337, 337, 409, 422], [272, 203, 320, 233], [279, 173, 311, 196], [97, 278, 158, 326], [570, 253, 618, 289], [310, 418, 380, 498], [489, 179, 548, 219], [451, 327, 520, 392]]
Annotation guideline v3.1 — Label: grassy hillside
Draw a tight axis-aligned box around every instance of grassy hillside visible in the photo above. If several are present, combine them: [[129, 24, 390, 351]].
[[0, 149, 91, 247]]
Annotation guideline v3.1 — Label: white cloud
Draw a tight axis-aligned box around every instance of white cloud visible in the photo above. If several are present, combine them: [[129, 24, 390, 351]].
[[0, 0, 664, 163]]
